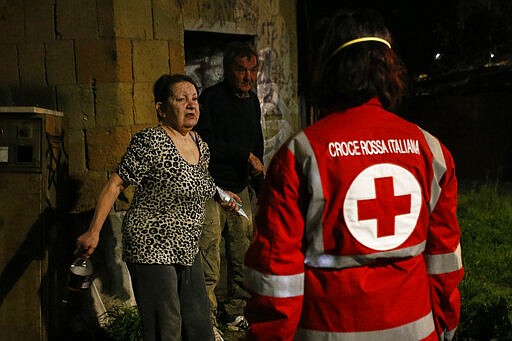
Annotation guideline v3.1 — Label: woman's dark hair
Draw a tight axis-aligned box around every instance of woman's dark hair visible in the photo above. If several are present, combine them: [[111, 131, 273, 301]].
[[153, 73, 198, 104], [309, 8, 406, 113], [223, 41, 258, 73]]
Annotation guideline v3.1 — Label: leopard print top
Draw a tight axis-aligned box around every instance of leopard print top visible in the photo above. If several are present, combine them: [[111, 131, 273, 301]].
[[116, 126, 216, 266]]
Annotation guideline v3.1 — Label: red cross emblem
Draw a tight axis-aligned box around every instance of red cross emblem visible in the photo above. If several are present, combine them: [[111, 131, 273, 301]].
[[357, 176, 412, 237], [343, 164, 421, 251]]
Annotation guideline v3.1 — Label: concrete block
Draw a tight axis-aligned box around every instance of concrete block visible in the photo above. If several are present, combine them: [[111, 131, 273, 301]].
[[92, 211, 135, 303], [10, 86, 57, 109], [56, 84, 95, 130], [131, 124, 154, 135], [76, 39, 132, 83], [134, 82, 158, 125], [86, 126, 131, 171], [0, 1, 24, 43], [0, 85, 13, 105], [185, 0, 249, 34], [233, 0, 257, 28], [56, 0, 99, 39], [115, 39, 133, 82], [182, 0, 200, 24], [18, 43, 46, 87], [153, 0, 183, 40], [95, 82, 134, 127], [169, 40, 185, 74], [97, 0, 115, 38], [73, 170, 109, 212], [0, 172, 42, 196], [133, 40, 170, 82], [43, 109, 63, 137], [113, 0, 153, 39], [65, 128, 87, 175], [0, 230, 45, 341], [0, 211, 42, 252], [0, 44, 19, 86], [25, 0, 55, 42], [46, 40, 76, 85]]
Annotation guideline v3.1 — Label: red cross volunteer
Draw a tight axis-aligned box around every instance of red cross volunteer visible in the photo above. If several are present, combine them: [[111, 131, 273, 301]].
[[244, 97, 463, 340], [243, 8, 463, 341]]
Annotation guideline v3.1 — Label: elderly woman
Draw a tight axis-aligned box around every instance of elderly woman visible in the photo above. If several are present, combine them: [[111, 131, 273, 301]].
[[77, 74, 238, 341]]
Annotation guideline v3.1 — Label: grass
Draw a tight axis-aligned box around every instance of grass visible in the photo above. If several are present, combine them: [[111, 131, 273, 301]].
[[100, 300, 142, 341], [456, 183, 512, 340]]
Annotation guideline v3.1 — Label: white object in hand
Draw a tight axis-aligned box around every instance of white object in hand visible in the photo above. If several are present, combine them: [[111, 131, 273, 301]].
[[216, 186, 249, 220]]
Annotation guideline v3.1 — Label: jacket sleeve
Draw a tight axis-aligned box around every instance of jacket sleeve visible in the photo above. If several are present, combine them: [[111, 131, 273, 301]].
[[244, 144, 306, 341], [425, 142, 464, 341]]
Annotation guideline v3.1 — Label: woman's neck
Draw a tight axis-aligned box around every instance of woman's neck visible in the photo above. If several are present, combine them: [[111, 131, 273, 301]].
[[162, 124, 190, 138], [161, 124, 199, 164]]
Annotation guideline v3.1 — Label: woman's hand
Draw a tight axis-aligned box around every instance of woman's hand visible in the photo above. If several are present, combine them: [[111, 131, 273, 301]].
[[76, 231, 100, 256], [74, 173, 126, 257]]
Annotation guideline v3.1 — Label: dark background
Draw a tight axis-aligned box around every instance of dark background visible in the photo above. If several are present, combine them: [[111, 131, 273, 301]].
[[297, 0, 512, 185]]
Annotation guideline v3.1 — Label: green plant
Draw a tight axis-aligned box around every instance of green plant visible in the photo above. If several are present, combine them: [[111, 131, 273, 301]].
[[456, 183, 512, 340], [100, 303, 142, 341]]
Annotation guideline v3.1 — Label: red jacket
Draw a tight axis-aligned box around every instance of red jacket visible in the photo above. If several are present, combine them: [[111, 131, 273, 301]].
[[244, 99, 463, 341]]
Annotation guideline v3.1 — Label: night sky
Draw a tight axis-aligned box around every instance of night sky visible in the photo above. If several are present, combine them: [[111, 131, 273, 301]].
[[297, 1, 512, 183], [298, 0, 512, 79]]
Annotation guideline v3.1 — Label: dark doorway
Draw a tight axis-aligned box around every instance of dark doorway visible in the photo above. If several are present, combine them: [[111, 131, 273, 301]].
[[184, 31, 255, 94]]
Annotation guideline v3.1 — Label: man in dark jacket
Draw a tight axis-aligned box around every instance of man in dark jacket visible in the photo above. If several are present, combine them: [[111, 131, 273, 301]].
[[196, 41, 264, 340]]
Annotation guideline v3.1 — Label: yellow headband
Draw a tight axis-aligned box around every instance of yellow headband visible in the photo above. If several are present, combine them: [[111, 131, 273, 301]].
[[328, 37, 391, 60]]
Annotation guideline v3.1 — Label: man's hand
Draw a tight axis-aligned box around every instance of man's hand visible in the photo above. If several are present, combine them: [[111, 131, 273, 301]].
[[248, 152, 265, 176], [219, 190, 242, 213]]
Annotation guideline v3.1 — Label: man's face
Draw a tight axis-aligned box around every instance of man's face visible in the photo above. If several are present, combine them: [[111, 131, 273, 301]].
[[226, 55, 258, 95]]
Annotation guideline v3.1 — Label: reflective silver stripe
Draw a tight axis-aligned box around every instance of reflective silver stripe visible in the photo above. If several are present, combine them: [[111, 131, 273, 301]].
[[420, 128, 447, 213], [295, 311, 435, 341], [245, 266, 304, 298], [287, 132, 327, 259], [426, 243, 462, 275], [305, 241, 426, 268], [440, 327, 457, 341]]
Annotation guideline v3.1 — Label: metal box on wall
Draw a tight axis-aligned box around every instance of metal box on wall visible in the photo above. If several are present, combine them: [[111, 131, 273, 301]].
[[0, 107, 64, 341]]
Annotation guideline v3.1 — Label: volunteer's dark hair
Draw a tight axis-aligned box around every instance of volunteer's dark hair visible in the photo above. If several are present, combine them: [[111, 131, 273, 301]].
[[309, 8, 406, 113]]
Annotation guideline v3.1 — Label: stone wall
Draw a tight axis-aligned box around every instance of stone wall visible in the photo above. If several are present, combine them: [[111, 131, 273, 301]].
[[0, 1, 298, 336], [0, 0, 299, 212]]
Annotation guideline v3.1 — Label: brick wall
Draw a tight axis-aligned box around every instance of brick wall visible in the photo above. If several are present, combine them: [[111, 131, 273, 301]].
[[0, 1, 298, 335], [0, 0, 298, 212]]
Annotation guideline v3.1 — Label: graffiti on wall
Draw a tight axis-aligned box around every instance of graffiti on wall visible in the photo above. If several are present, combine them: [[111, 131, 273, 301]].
[[257, 46, 293, 165], [186, 51, 224, 93], [184, 0, 296, 164], [189, 0, 257, 33]]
